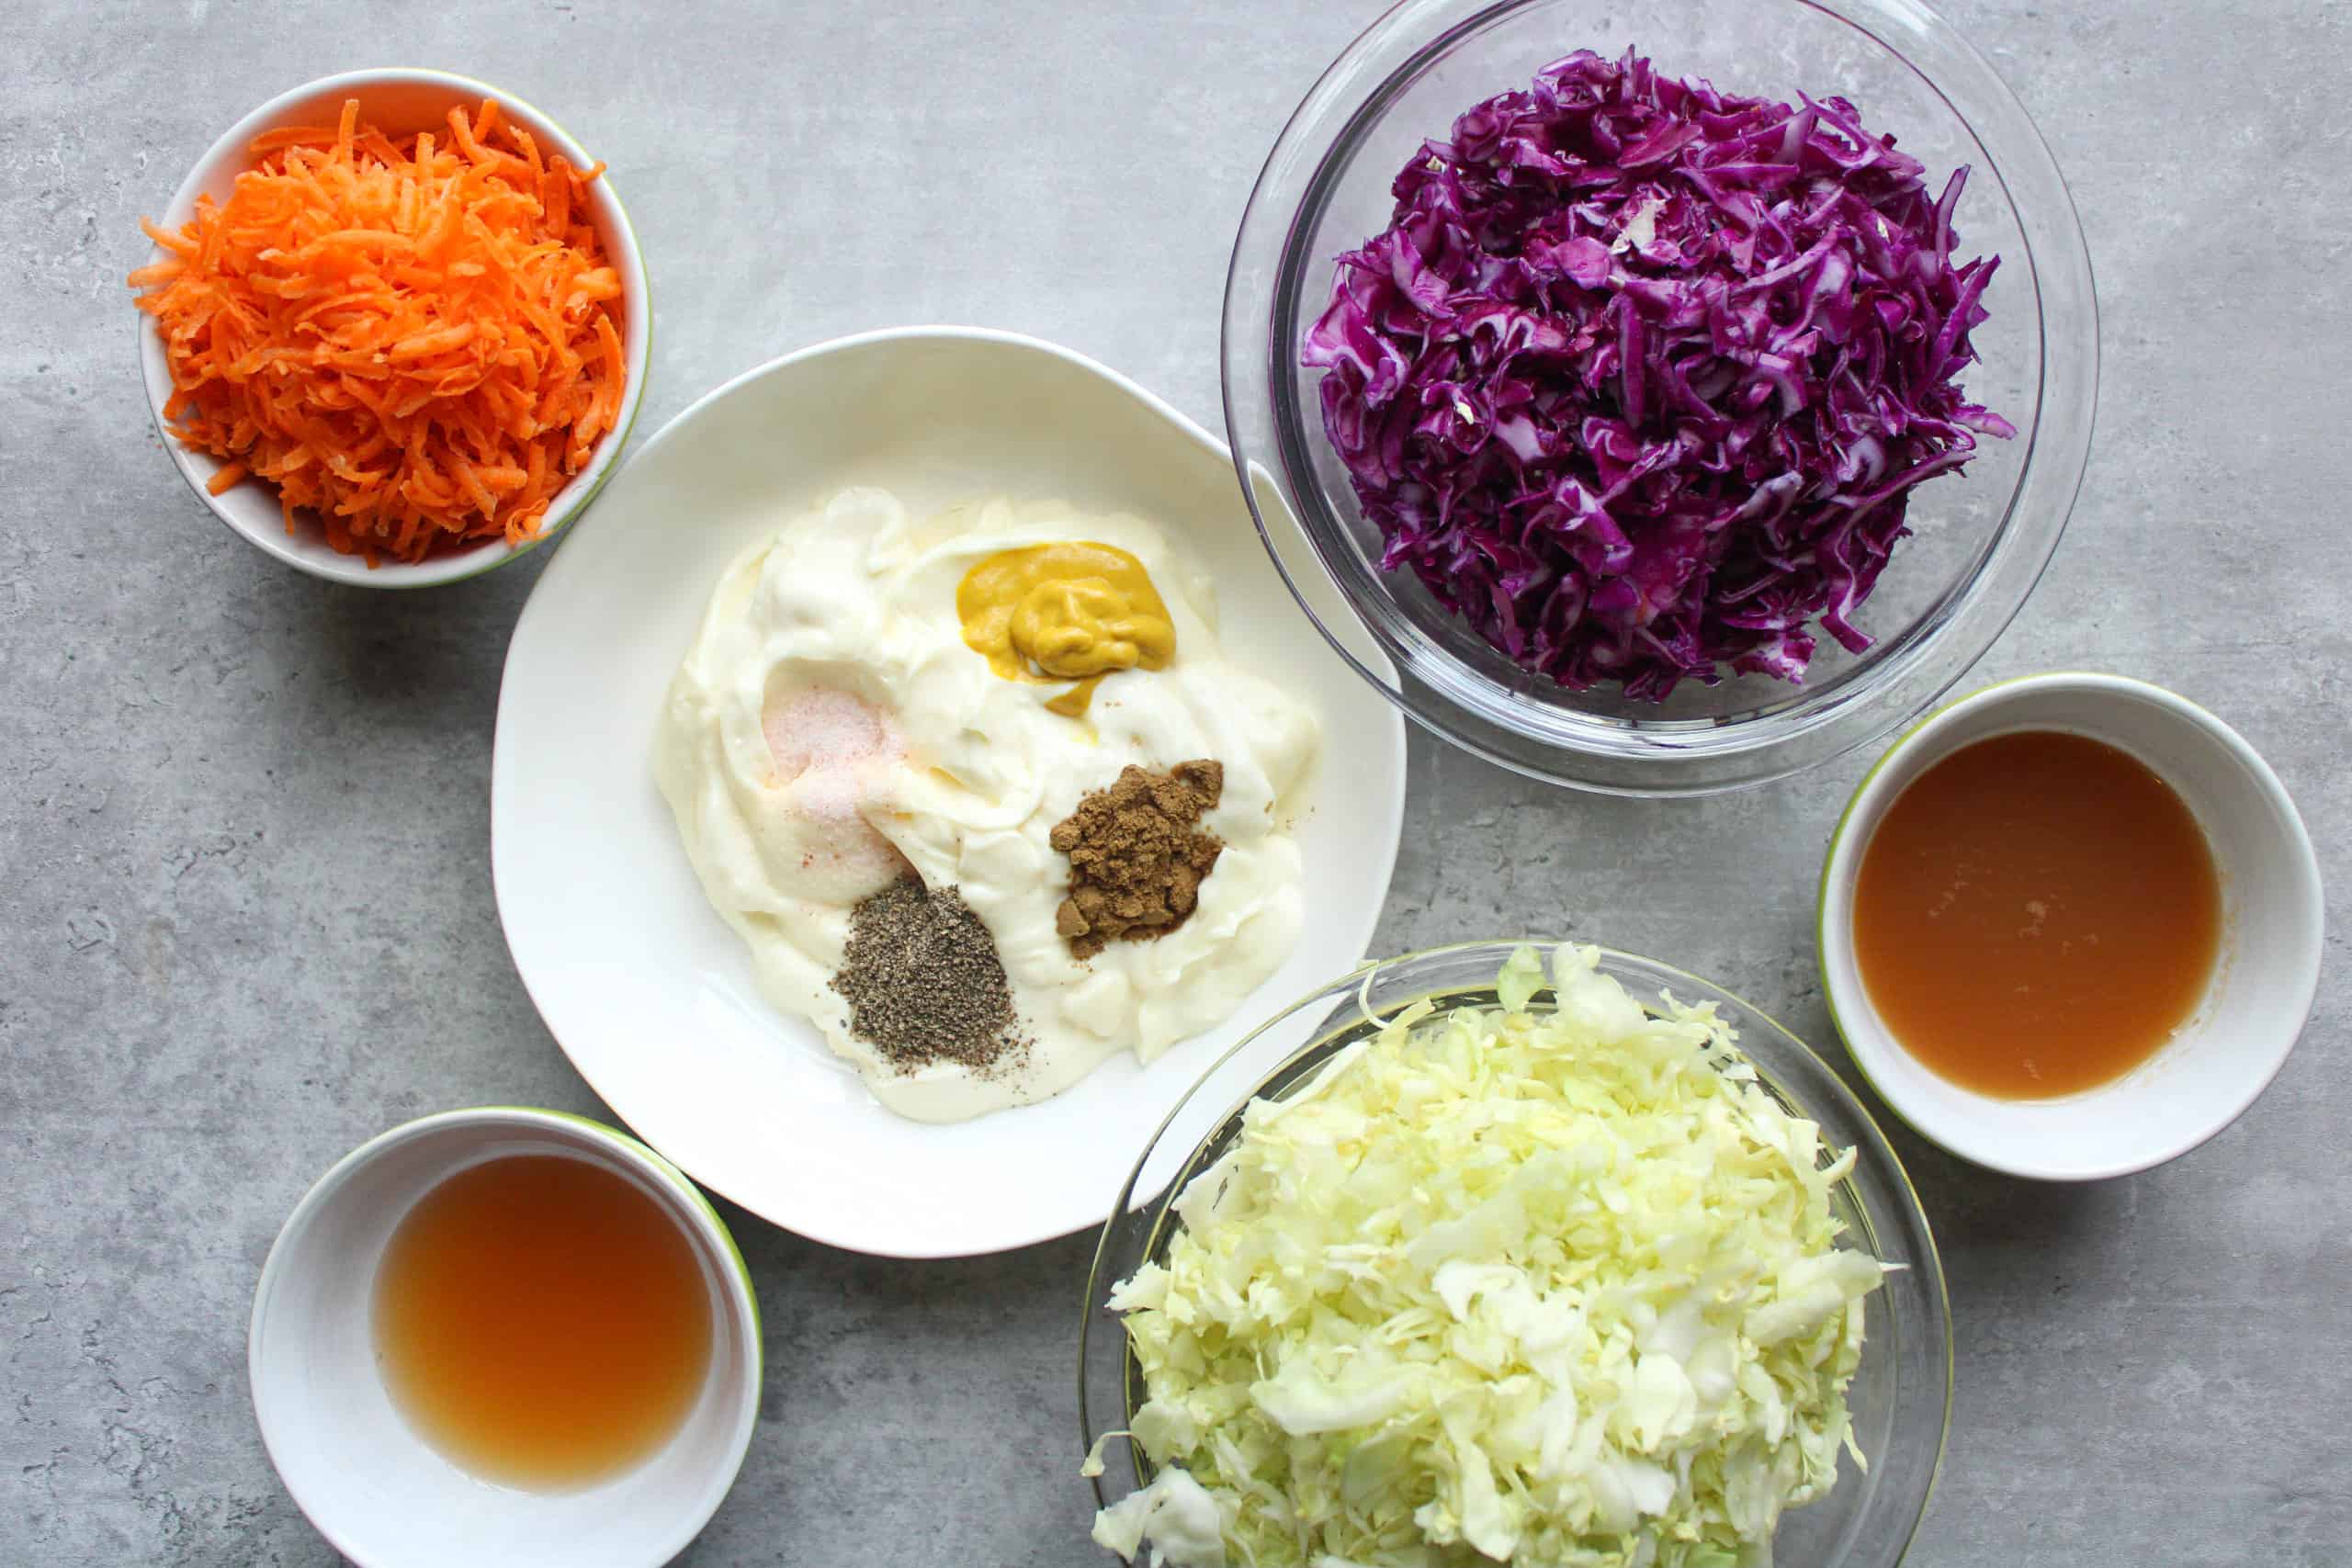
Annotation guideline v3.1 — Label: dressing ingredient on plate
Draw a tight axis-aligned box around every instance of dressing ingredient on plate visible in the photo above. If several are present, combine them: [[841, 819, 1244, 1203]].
[[958, 541, 1176, 717], [831, 877, 1029, 1073], [1051, 761, 1224, 959]]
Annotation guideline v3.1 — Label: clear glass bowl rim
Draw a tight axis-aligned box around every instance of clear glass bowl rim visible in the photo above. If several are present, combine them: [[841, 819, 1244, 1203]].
[[1221, 0, 2101, 795], [1078, 938, 1955, 1563]]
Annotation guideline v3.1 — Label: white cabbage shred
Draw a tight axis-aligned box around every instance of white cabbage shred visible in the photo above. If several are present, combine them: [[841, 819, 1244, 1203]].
[[1090, 944, 1883, 1567]]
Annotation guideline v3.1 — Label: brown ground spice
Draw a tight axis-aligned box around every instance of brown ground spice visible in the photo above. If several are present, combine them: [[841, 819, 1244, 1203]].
[[1049, 760, 1225, 960], [831, 877, 1028, 1072]]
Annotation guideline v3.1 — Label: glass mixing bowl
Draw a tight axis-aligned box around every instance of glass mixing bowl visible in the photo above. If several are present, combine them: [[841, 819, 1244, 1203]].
[[1080, 942, 1951, 1566], [1224, 0, 2098, 795]]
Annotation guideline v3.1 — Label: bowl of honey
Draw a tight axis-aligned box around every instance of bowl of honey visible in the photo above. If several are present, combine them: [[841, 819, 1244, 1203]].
[[249, 1107, 761, 1567], [1817, 672, 2323, 1179]]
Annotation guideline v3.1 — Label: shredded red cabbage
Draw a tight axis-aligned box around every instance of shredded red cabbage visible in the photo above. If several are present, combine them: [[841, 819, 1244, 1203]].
[[1302, 50, 2014, 700]]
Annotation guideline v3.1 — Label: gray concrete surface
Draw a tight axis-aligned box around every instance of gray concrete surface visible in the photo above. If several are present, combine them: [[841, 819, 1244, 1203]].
[[5, 1, 2346, 1563]]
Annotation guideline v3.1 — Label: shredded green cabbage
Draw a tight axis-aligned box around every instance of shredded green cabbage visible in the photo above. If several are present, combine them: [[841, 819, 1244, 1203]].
[[1092, 945, 1883, 1567]]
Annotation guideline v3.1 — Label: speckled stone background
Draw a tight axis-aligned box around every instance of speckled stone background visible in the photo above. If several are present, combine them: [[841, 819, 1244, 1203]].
[[5, 1, 2346, 1563]]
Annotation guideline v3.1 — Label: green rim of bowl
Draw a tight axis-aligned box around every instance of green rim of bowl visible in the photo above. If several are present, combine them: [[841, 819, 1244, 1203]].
[[481, 1105, 763, 1342], [334, 1104, 763, 1342]]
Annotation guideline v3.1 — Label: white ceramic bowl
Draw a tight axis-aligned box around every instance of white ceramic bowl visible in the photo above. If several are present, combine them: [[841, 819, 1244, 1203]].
[[1818, 673, 2323, 1179], [491, 326, 1408, 1258], [249, 1108, 760, 1568], [136, 69, 650, 587]]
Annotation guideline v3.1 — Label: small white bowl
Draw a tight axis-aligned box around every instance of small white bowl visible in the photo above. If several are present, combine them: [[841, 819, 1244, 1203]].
[[1818, 673, 2323, 1180], [249, 1108, 760, 1567], [136, 69, 650, 588]]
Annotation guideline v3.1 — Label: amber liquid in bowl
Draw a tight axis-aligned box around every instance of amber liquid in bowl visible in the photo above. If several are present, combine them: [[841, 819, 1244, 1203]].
[[1853, 730, 2222, 1098], [372, 1154, 713, 1489]]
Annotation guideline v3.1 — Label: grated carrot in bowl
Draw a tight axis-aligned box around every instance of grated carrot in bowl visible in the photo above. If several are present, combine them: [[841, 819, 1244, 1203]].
[[130, 97, 628, 566]]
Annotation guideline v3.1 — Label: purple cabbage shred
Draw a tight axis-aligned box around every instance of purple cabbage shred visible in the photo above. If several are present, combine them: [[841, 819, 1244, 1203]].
[[1302, 50, 2015, 700]]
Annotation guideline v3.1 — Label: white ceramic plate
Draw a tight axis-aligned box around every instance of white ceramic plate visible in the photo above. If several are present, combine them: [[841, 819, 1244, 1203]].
[[492, 328, 1406, 1258]]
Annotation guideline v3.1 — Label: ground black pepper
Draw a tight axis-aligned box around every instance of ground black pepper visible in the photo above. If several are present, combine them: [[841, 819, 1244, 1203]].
[[830, 877, 1028, 1072]]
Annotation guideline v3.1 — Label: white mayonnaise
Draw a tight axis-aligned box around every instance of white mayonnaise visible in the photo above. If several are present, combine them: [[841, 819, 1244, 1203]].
[[653, 489, 1318, 1122]]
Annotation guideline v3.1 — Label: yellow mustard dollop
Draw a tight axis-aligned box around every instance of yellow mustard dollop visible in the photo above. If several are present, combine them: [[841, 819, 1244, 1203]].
[[957, 542, 1175, 717]]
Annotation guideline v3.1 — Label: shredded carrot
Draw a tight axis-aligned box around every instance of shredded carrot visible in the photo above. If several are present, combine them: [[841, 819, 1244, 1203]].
[[130, 98, 627, 566]]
